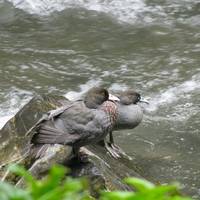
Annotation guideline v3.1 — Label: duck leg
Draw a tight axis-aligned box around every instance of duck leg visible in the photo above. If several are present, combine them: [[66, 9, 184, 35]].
[[104, 140, 121, 158], [108, 132, 125, 153], [97, 134, 131, 159], [97, 139, 120, 158], [108, 132, 132, 160]]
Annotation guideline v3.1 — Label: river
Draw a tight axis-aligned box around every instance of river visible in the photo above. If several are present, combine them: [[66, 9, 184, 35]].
[[0, 0, 200, 198]]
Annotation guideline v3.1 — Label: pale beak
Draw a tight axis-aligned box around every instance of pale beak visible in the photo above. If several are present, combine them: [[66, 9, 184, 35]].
[[109, 93, 120, 102], [139, 97, 149, 104]]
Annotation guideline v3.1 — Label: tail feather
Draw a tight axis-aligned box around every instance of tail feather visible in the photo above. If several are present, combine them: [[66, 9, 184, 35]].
[[33, 125, 80, 145]]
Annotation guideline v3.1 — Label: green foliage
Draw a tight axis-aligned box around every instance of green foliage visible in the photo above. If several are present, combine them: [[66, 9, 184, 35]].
[[0, 164, 92, 200], [0, 165, 193, 200], [101, 177, 192, 200]]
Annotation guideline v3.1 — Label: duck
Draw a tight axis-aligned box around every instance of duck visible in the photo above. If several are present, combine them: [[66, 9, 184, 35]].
[[32, 87, 120, 156], [100, 90, 148, 158]]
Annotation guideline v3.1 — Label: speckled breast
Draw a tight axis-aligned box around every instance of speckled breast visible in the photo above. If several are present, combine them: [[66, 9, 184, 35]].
[[101, 100, 118, 131]]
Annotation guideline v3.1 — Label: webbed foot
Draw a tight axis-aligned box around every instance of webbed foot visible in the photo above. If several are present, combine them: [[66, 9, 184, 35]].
[[108, 143, 132, 160], [105, 142, 121, 159]]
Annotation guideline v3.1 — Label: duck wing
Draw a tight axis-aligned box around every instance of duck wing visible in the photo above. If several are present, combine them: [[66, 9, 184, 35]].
[[33, 124, 81, 145], [33, 102, 110, 147]]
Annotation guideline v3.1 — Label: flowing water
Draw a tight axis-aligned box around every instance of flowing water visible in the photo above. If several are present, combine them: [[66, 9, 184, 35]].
[[0, 0, 200, 198]]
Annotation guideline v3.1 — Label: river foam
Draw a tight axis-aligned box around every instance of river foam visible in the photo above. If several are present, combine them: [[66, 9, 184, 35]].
[[6, 0, 154, 23], [65, 79, 102, 101], [147, 75, 200, 113], [143, 74, 200, 123], [0, 87, 33, 130]]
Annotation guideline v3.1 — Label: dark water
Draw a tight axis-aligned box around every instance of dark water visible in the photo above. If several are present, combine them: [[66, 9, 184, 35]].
[[0, 0, 200, 198]]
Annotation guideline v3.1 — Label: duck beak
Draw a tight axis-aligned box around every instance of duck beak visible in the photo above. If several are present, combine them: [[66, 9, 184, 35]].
[[139, 97, 149, 104], [109, 94, 120, 102]]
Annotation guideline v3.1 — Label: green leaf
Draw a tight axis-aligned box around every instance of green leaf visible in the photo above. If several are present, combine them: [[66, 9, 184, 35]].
[[124, 177, 155, 191], [0, 181, 32, 200], [101, 191, 135, 200], [8, 164, 36, 186], [147, 184, 178, 198], [28, 165, 67, 198]]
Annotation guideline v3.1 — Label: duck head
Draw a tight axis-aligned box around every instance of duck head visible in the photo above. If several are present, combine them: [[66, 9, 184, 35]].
[[118, 90, 141, 105], [117, 90, 149, 105], [84, 87, 120, 109]]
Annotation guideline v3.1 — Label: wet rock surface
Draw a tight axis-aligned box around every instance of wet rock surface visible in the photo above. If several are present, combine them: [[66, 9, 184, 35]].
[[0, 95, 143, 192]]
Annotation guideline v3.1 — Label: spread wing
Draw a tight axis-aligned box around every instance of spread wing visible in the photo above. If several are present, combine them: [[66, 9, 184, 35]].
[[32, 102, 110, 146]]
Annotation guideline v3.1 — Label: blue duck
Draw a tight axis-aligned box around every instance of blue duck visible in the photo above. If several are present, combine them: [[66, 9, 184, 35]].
[[32, 87, 119, 156], [104, 90, 148, 158]]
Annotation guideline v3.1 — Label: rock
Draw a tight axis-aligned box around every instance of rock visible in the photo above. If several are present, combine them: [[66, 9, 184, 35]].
[[0, 95, 69, 166], [0, 94, 143, 193]]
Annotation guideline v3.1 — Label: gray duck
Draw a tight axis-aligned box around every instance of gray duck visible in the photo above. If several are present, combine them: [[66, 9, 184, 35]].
[[101, 90, 148, 158], [32, 87, 119, 155]]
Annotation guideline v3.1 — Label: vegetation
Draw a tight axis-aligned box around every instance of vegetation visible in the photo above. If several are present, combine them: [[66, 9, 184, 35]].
[[0, 165, 192, 200]]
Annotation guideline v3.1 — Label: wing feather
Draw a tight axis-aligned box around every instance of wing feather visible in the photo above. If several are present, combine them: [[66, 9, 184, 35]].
[[33, 102, 110, 147]]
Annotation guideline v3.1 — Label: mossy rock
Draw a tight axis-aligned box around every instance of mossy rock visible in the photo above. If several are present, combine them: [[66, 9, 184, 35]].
[[0, 95, 69, 171]]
